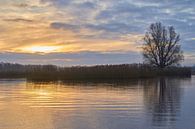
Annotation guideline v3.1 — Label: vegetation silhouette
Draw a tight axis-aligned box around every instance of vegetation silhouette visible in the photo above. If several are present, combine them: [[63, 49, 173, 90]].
[[0, 63, 191, 80]]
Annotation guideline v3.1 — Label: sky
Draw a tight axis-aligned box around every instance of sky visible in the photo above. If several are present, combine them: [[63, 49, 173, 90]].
[[0, 0, 195, 66]]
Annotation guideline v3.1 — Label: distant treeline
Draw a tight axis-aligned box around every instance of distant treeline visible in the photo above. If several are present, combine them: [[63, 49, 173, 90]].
[[0, 63, 191, 80]]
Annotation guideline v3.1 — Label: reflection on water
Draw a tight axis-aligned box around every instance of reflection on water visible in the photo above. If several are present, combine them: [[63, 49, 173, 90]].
[[143, 78, 183, 128], [0, 77, 194, 129]]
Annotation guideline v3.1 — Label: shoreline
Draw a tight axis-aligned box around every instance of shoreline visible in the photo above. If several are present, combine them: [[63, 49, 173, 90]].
[[0, 63, 191, 81]]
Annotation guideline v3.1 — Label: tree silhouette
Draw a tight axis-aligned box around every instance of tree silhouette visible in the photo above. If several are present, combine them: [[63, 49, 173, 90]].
[[143, 22, 183, 68]]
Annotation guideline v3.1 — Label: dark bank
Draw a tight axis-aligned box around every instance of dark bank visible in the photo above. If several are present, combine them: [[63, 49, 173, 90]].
[[0, 63, 191, 80]]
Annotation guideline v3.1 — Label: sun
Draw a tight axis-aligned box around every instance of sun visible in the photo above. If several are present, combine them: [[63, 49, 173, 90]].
[[22, 46, 61, 53]]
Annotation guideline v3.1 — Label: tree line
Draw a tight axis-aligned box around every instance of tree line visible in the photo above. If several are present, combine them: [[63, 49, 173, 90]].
[[0, 63, 191, 80]]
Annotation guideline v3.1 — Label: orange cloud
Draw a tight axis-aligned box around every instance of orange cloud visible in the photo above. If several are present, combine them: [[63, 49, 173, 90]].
[[0, 0, 143, 54]]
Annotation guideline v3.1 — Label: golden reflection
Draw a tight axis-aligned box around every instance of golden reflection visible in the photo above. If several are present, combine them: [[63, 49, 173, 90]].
[[0, 81, 146, 129], [0, 80, 144, 129], [19, 81, 144, 111]]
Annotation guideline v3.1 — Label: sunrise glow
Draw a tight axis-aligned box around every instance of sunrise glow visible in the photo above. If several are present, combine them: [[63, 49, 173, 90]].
[[0, 0, 194, 65], [22, 46, 62, 53]]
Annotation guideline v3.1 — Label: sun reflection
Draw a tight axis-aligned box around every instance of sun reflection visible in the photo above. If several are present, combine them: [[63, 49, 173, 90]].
[[24, 84, 56, 98], [36, 90, 51, 96]]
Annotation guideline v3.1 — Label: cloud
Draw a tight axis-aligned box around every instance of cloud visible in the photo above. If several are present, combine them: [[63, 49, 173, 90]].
[[86, 22, 142, 34], [3, 18, 34, 23], [0, 51, 141, 66], [40, 0, 73, 7], [78, 1, 96, 9], [13, 3, 29, 8], [50, 21, 142, 35], [50, 22, 80, 32]]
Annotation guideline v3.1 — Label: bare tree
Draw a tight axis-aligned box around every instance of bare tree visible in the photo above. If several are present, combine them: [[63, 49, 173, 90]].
[[143, 22, 184, 68]]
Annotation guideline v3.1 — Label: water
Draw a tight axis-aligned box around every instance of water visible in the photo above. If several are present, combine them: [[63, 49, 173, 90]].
[[0, 77, 195, 129]]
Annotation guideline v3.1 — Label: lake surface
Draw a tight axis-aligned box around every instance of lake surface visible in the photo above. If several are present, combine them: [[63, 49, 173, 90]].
[[0, 77, 195, 129]]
